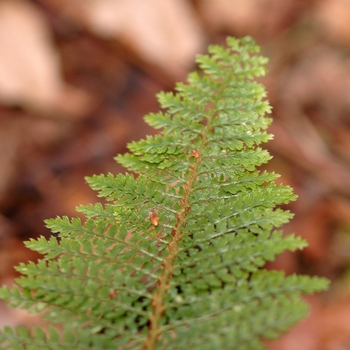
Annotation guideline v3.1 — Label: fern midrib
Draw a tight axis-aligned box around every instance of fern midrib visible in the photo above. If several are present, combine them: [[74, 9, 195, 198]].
[[143, 100, 220, 349], [144, 156, 199, 349]]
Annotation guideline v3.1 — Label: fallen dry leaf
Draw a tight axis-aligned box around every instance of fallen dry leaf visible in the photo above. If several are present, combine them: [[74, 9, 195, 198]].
[[0, 0, 91, 116], [198, 0, 308, 40], [72, 0, 204, 78], [316, 0, 350, 47]]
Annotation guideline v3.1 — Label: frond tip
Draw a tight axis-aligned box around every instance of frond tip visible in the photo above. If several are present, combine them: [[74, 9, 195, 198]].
[[0, 36, 329, 349]]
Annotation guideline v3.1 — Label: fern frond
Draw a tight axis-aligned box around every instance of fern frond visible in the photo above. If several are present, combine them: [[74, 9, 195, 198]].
[[0, 36, 329, 349]]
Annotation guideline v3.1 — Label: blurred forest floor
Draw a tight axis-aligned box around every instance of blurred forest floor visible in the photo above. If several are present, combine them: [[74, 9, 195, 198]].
[[1, 0, 350, 349]]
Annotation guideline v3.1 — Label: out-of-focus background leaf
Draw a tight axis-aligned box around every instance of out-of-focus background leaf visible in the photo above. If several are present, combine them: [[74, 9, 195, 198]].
[[1, 1, 350, 348]]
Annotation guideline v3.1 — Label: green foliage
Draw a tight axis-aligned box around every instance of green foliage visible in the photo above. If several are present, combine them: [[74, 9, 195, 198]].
[[0, 37, 328, 349]]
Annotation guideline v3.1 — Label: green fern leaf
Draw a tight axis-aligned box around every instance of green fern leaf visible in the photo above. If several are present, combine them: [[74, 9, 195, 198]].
[[0, 36, 329, 350]]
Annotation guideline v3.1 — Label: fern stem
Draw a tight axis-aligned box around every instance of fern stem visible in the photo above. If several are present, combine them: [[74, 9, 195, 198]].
[[144, 150, 201, 349]]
